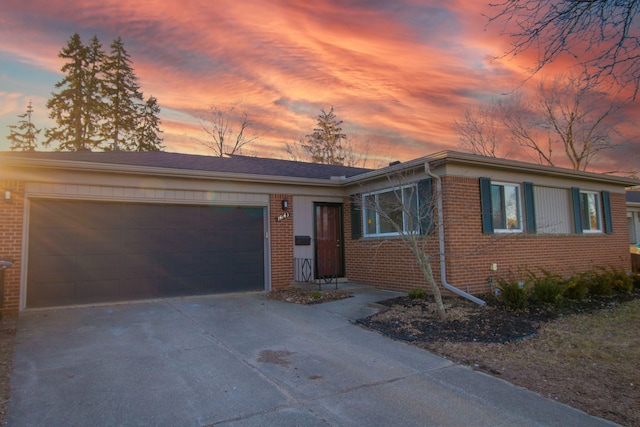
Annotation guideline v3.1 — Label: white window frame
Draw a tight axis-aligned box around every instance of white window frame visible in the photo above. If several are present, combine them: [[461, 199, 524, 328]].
[[362, 184, 419, 237], [579, 190, 602, 233], [491, 182, 523, 233]]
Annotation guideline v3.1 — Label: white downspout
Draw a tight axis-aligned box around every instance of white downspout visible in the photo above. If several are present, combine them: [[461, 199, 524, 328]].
[[426, 164, 486, 306]]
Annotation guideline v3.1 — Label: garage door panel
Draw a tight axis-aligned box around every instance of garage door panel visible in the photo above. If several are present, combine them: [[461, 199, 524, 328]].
[[164, 230, 202, 252], [76, 229, 122, 254], [122, 229, 166, 253], [27, 200, 265, 308], [122, 204, 165, 229], [200, 229, 235, 249], [233, 252, 264, 273], [162, 252, 201, 276], [29, 228, 78, 256], [76, 279, 122, 303], [73, 203, 122, 229], [28, 255, 77, 282], [121, 277, 162, 300], [160, 276, 203, 296], [165, 205, 201, 229], [76, 254, 122, 281], [121, 254, 165, 279], [27, 280, 77, 308]]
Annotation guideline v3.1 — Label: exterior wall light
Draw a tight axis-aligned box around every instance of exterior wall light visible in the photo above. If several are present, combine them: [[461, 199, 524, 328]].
[[4, 191, 10, 201], [282, 199, 288, 210]]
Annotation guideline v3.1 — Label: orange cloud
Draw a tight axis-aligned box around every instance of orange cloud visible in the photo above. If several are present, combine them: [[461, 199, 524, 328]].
[[0, 0, 637, 172]]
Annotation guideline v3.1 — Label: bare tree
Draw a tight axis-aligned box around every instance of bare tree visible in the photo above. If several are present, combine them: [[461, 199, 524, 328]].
[[488, 0, 640, 97], [456, 73, 622, 171], [200, 103, 258, 156], [454, 98, 516, 158], [358, 171, 448, 319]]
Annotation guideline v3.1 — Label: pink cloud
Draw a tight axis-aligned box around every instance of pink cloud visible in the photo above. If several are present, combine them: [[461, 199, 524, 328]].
[[0, 0, 636, 172]]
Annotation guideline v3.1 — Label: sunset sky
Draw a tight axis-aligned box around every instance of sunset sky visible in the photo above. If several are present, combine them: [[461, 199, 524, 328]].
[[1, 0, 638, 172]]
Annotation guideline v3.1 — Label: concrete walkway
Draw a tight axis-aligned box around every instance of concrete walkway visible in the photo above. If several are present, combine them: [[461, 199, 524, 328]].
[[7, 290, 616, 426]]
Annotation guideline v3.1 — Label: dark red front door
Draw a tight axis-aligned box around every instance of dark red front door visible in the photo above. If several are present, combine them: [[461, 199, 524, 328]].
[[315, 204, 344, 278]]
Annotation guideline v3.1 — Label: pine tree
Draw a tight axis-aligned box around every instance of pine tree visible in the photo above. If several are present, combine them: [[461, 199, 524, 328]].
[[7, 101, 41, 151], [135, 96, 164, 151], [302, 107, 347, 165], [101, 37, 144, 151], [45, 33, 106, 151]]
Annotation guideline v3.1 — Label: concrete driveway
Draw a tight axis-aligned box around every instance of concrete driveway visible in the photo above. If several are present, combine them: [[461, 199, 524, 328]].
[[7, 290, 614, 426]]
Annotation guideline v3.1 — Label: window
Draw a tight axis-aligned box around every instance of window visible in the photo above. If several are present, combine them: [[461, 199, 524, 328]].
[[490, 182, 522, 232], [363, 185, 420, 237], [579, 191, 602, 232]]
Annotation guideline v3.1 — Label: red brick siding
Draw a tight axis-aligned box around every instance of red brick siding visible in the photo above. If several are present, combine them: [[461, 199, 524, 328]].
[[345, 177, 631, 295], [270, 194, 293, 290], [0, 180, 24, 317], [344, 196, 442, 293]]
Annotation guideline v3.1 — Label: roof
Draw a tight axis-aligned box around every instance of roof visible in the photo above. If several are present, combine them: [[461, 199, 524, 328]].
[[0, 151, 372, 180], [1, 149, 638, 189], [345, 151, 640, 188]]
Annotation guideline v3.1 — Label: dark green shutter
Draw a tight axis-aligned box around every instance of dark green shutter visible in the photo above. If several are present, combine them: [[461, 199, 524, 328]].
[[479, 177, 493, 234], [602, 191, 613, 234], [351, 197, 362, 239], [571, 187, 583, 234], [523, 182, 536, 233], [417, 178, 433, 234]]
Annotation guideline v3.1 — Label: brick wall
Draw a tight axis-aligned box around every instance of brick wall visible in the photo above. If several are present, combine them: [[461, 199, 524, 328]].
[[0, 180, 24, 317], [345, 176, 631, 296], [270, 194, 293, 290], [344, 198, 442, 293]]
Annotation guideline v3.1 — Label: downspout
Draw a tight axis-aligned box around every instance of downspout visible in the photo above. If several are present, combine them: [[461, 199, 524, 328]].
[[425, 164, 486, 306]]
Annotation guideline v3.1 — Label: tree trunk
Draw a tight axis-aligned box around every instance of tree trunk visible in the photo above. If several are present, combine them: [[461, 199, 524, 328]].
[[413, 245, 447, 320]]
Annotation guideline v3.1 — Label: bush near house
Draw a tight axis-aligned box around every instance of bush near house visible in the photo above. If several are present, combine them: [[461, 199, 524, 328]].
[[496, 266, 637, 310]]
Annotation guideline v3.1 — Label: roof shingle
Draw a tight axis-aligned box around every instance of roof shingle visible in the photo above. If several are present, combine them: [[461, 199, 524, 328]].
[[0, 151, 373, 180]]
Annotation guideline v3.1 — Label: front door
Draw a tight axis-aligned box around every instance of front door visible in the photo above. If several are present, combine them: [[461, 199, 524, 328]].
[[314, 203, 344, 278]]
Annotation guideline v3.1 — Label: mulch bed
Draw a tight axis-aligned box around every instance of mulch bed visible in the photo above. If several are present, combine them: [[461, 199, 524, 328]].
[[357, 290, 640, 343]]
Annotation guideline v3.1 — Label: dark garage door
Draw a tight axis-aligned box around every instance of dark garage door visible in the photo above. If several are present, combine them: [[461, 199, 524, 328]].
[[27, 200, 265, 308]]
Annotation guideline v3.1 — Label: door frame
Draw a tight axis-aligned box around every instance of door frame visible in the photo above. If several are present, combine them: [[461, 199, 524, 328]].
[[313, 202, 345, 278]]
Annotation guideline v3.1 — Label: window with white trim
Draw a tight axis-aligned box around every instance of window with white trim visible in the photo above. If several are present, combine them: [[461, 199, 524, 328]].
[[363, 185, 419, 237], [491, 182, 522, 232], [579, 190, 602, 232]]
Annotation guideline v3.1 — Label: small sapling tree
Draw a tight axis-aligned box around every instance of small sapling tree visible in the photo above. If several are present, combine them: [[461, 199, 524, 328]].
[[358, 168, 447, 320]]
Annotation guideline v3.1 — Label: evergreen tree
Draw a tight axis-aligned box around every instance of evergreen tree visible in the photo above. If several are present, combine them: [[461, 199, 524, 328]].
[[302, 107, 347, 165], [45, 33, 163, 152], [135, 96, 164, 151], [101, 37, 144, 151], [83, 35, 108, 149], [7, 101, 41, 151], [45, 33, 106, 151]]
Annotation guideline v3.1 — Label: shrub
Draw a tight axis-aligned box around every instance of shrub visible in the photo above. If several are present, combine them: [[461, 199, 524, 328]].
[[497, 277, 528, 310], [579, 266, 633, 296], [563, 276, 588, 301], [586, 268, 615, 296], [408, 288, 427, 300], [632, 273, 640, 290], [308, 291, 322, 300], [607, 266, 634, 294], [528, 269, 565, 306]]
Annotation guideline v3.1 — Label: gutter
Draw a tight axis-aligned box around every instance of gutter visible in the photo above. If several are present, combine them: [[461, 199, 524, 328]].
[[425, 162, 486, 306]]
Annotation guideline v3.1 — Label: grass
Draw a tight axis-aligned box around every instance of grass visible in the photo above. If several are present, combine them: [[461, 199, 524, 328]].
[[421, 297, 640, 426]]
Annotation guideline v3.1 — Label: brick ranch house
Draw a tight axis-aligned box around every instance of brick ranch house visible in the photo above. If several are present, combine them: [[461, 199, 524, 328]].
[[0, 150, 637, 315]]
